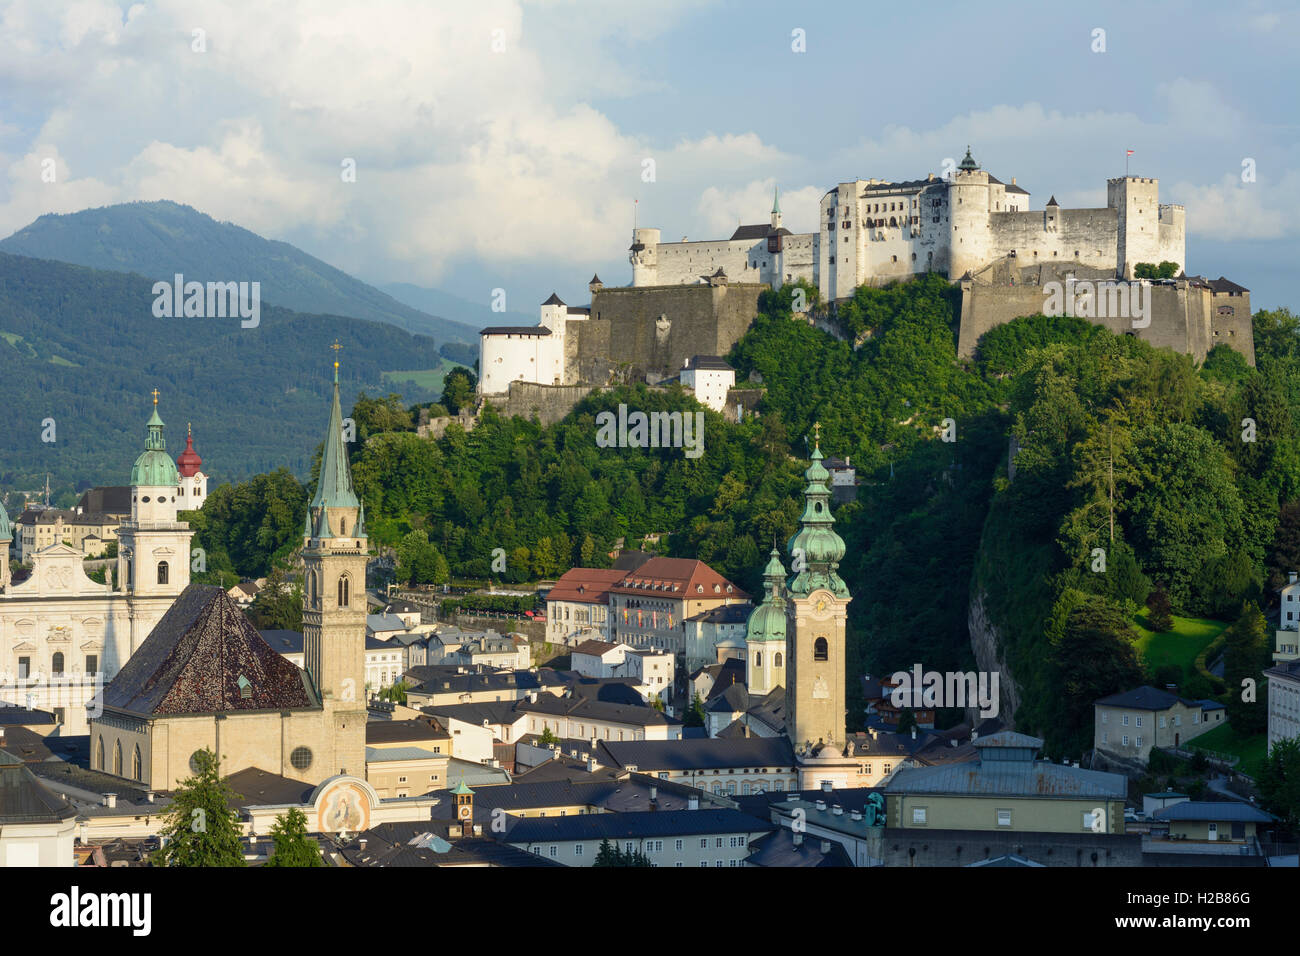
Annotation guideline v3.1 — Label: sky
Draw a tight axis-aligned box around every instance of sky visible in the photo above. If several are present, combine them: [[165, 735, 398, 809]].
[[0, 0, 1296, 317]]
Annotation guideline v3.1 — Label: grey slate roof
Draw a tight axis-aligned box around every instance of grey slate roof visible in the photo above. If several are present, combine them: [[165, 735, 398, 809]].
[[744, 828, 853, 867], [102, 585, 318, 717], [223, 767, 315, 808], [886, 759, 1127, 799], [597, 736, 796, 772], [0, 748, 78, 823], [1153, 801, 1275, 823], [504, 808, 773, 843], [1095, 686, 1217, 711]]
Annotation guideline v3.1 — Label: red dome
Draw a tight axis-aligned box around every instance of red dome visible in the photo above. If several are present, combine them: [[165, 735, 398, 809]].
[[177, 424, 203, 477]]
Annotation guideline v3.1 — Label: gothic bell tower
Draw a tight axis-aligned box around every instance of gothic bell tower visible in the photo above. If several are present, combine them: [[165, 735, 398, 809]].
[[302, 346, 368, 777], [785, 427, 852, 755]]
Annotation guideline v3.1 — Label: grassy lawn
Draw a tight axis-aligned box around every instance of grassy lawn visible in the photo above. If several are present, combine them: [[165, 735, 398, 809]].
[[1187, 722, 1270, 779], [381, 357, 465, 396], [1132, 612, 1228, 677]]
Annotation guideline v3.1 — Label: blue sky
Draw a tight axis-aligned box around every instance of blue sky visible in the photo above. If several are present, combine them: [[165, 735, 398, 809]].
[[0, 0, 1295, 317]]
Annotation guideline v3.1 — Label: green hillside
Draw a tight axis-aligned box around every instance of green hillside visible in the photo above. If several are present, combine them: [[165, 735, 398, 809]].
[[0, 200, 479, 345], [0, 251, 445, 489]]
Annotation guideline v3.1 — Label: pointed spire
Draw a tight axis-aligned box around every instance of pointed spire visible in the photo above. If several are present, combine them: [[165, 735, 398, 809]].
[[772, 186, 781, 216], [311, 354, 360, 512], [355, 499, 367, 538], [315, 505, 334, 539], [303, 508, 313, 540]]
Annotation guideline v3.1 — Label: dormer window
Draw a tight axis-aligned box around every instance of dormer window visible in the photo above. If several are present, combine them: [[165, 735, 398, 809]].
[[237, 675, 252, 699]]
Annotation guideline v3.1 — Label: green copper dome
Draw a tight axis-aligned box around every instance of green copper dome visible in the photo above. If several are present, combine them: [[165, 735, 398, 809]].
[[746, 548, 787, 643], [130, 401, 180, 487], [786, 438, 849, 598]]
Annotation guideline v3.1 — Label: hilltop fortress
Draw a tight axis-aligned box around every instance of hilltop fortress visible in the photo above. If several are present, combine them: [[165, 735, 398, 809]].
[[479, 149, 1253, 418]]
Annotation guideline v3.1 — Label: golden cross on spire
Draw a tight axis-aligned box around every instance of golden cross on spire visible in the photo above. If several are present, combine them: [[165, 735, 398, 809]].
[[813, 421, 821, 446], [330, 339, 343, 382], [151, 388, 160, 406]]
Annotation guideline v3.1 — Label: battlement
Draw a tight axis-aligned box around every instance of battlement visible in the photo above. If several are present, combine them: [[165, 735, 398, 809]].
[[1108, 176, 1158, 185]]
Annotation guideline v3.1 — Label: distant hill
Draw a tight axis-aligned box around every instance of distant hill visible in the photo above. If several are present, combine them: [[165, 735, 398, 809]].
[[0, 251, 446, 490], [381, 281, 536, 331], [0, 201, 479, 345]]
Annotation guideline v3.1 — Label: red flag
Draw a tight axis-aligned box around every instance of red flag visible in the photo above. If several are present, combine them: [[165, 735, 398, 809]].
[[1126, 150, 1134, 156]]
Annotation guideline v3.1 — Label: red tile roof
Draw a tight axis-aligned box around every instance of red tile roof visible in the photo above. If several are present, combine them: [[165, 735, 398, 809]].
[[610, 557, 748, 601], [546, 568, 626, 604]]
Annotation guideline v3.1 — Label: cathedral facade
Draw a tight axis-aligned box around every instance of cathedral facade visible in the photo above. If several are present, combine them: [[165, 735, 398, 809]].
[[0, 397, 195, 735]]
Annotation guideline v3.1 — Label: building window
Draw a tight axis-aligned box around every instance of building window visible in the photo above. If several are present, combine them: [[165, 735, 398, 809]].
[[291, 746, 314, 771], [814, 638, 828, 661], [338, 576, 350, 607], [17, 656, 29, 680], [1121, 715, 1129, 726], [913, 807, 927, 824], [95, 736, 104, 770], [996, 809, 1012, 827], [575, 844, 583, 856], [113, 740, 123, 776], [133, 744, 143, 781], [157, 561, 169, 585], [51, 652, 64, 676], [675, 839, 683, 851]]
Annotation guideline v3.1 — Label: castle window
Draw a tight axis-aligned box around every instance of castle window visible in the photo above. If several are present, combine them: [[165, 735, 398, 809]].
[[755, 651, 762, 668], [775, 652, 783, 667], [95, 736, 105, 771], [339, 576, 350, 607], [51, 652, 64, 676], [113, 740, 123, 776], [157, 561, 168, 585], [133, 744, 142, 782], [814, 638, 829, 661]]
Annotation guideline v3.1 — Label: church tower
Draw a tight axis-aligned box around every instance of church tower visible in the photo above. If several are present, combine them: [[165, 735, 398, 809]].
[[745, 548, 787, 696], [116, 392, 193, 650], [301, 350, 368, 777], [785, 429, 851, 755]]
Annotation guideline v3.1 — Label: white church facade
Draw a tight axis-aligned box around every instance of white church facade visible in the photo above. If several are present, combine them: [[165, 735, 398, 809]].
[[0, 396, 196, 735]]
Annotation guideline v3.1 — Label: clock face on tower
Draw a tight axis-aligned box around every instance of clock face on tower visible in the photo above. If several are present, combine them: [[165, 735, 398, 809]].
[[458, 804, 472, 820]]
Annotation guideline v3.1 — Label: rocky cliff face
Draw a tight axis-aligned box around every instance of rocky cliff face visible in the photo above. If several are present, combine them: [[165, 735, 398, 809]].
[[968, 587, 1021, 725]]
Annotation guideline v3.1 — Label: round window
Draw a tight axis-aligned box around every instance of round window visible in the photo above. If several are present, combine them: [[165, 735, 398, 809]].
[[188, 750, 205, 774], [291, 746, 313, 771], [142, 496, 151, 503]]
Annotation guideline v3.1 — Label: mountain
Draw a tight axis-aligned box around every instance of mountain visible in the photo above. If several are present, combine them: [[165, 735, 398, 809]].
[[0, 251, 446, 490], [0, 201, 479, 345], [381, 281, 536, 331]]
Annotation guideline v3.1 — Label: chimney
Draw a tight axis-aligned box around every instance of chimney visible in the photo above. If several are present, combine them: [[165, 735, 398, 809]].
[[586, 758, 597, 772], [528, 691, 538, 703], [792, 833, 803, 847], [589, 736, 597, 750], [103, 793, 117, 808], [1291, 572, 1297, 585], [850, 810, 863, 821], [688, 795, 700, 811], [649, 786, 657, 801], [145, 790, 156, 804], [359, 838, 367, 850], [832, 805, 844, 816], [1011, 177, 1017, 185], [820, 840, 831, 854], [815, 800, 827, 812], [911, 727, 917, 740]]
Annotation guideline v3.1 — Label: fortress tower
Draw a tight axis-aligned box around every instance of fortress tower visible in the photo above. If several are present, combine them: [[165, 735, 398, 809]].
[[1107, 176, 1179, 278], [629, 228, 660, 285], [947, 147, 993, 280]]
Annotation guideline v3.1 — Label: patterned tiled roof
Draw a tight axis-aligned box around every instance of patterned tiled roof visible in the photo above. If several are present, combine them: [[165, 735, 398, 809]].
[[101, 584, 319, 717]]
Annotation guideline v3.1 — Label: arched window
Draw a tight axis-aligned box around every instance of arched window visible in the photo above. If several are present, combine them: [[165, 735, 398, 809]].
[[157, 561, 169, 585], [754, 651, 762, 668], [774, 652, 783, 668], [814, 638, 829, 662], [338, 576, 350, 607], [113, 740, 123, 776], [132, 744, 142, 782], [51, 652, 64, 676], [95, 736, 105, 771]]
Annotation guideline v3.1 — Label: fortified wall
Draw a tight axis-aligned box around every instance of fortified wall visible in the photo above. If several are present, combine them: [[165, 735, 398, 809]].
[[572, 279, 766, 385], [956, 259, 1254, 364]]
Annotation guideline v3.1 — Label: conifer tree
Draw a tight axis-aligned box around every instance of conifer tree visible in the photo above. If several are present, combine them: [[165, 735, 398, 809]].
[[265, 808, 324, 867], [156, 749, 246, 867]]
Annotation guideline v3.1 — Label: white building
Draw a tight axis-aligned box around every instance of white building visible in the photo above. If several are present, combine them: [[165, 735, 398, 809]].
[[571, 639, 628, 678], [0, 398, 194, 735], [680, 356, 735, 412], [545, 568, 623, 645], [1265, 659, 1300, 754], [1276, 572, 1300, 664], [623, 649, 674, 703], [478, 288, 594, 395]]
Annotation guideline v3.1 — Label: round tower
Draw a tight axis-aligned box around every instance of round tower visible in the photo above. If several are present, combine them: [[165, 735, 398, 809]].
[[629, 228, 660, 286], [947, 146, 992, 280]]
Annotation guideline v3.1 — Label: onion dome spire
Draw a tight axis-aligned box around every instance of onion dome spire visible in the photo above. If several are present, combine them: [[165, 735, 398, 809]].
[[786, 423, 848, 598], [176, 423, 203, 477]]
